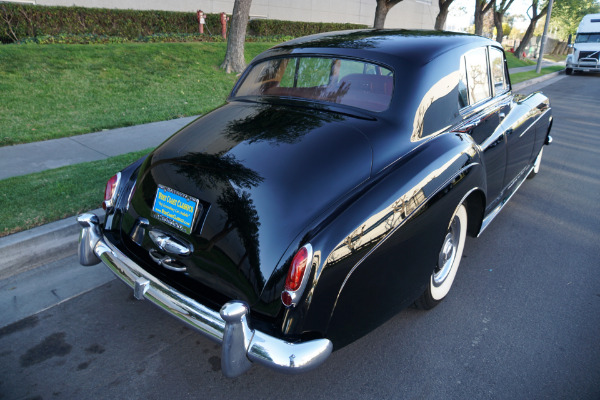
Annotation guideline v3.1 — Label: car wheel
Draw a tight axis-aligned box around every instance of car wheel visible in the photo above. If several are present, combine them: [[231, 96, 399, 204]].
[[415, 203, 467, 310], [527, 147, 543, 179], [565, 68, 572, 75]]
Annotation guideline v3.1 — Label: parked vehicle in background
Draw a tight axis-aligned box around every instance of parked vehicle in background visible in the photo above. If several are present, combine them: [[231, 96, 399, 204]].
[[566, 13, 600, 75], [77, 30, 553, 378]]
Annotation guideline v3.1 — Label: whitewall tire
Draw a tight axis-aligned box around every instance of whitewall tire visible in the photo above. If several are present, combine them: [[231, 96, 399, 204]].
[[415, 203, 467, 309]]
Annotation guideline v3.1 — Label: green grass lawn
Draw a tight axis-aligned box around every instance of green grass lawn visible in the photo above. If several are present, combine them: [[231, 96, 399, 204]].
[[0, 42, 272, 146], [510, 65, 565, 84], [505, 51, 537, 69], [0, 149, 151, 236], [542, 54, 567, 63]]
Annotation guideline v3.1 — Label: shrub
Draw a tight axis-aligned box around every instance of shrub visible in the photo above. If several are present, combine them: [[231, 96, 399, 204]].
[[0, 3, 368, 44], [13, 33, 294, 45], [0, 3, 220, 43], [248, 19, 367, 37]]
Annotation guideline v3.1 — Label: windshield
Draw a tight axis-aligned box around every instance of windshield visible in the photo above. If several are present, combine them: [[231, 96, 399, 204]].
[[233, 56, 394, 112], [575, 33, 600, 43]]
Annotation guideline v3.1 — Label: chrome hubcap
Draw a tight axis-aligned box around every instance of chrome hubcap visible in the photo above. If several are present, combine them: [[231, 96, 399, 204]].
[[433, 217, 460, 286]]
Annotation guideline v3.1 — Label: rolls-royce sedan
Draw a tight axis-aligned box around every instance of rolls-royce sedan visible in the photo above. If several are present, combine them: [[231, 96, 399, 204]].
[[77, 30, 552, 377]]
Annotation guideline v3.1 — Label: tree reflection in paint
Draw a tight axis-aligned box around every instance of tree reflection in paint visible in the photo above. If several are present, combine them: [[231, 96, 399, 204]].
[[174, 152, 263, 190], [223, 104, 342, 146], [208, 187, 261, 274]]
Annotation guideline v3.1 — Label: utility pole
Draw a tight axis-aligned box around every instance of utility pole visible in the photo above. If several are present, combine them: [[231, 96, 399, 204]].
[[535, 0, 554, 73]]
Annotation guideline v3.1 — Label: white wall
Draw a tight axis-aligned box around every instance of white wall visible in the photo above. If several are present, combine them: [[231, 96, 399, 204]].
[[31, 0, 439, 30]]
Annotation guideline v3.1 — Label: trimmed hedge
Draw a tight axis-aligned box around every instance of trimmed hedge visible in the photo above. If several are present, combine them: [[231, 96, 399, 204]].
[[14, 33, 295, 45], [0, 3, 368, 44], [0, 3, 222, 43], [247, 19, 367, 37]]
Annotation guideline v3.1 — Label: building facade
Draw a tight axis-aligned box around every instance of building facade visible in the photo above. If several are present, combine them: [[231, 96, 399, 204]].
[[28, 0, 439, 30]]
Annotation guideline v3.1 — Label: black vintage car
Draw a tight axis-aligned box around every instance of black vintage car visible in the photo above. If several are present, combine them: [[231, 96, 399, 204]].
[[78, 30, 553, 377]]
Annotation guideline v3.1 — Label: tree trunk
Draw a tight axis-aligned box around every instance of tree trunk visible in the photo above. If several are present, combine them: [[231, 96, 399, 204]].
[[474, 0, 495, 36], [494, 10, 503, 43], [220, 0, 252, 74], [474, 0, 484, 35], [553, 41, 567, 55], [374, 0, 389, 29], [514, 4, 547, 59], [493, 0, 515, 44], [514, 21, 537, 59], [206, 222, 235, 251], [435, 0, 452, 31]]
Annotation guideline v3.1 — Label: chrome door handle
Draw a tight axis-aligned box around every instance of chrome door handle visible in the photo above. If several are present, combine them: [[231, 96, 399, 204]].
[[454, 118, 481, 133]]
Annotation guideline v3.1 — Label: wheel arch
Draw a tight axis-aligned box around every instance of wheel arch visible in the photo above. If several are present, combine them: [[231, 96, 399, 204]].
[[462, 188, 486, 238]]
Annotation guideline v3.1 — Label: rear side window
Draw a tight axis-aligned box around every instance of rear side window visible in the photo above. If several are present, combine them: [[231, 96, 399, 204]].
[[489, 47, 508, 95], [459, 46, 510, 109], [464, 47, 491, 105], [458, 57, 469, 108]]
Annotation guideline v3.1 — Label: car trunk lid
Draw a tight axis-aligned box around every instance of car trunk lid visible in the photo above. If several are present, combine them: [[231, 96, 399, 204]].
[[120, 102, 372, 311]]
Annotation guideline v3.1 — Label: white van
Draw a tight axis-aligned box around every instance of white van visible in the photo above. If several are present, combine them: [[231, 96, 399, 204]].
[[566, 13, 600, 74]]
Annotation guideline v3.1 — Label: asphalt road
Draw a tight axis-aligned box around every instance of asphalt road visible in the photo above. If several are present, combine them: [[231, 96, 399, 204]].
[[1, 74, 599, 400]]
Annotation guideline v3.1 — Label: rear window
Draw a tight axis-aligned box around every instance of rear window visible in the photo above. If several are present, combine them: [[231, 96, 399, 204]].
[[233, 57, 394, 112]]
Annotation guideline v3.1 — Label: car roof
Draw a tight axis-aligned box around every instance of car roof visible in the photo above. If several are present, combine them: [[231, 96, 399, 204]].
[[253, 29, 497, 67]]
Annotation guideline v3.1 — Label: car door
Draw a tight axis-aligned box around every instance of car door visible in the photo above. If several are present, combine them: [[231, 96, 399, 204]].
[[457, 46, 511, 210], [492, 47, 537, 190]]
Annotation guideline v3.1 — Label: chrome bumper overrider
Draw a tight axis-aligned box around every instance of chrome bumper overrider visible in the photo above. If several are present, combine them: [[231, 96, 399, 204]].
[[76, 213, 332, 378]]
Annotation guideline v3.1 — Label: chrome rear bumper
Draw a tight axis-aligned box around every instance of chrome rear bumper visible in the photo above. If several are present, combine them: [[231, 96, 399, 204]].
[[76, 213, 332, 378]]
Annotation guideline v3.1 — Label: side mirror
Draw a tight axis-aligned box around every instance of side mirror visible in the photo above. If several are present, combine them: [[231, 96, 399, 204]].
[[567, 34, 572, 46]]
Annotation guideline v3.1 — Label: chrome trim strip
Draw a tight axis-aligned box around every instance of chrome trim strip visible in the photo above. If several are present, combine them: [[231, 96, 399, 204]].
[[77, 217, 332, 377], [519, 108, 550, 138]]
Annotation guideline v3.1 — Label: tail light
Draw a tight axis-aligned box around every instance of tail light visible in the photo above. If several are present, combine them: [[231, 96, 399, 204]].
[[281, 244, 313, 307], [103, 172, 121, 210]]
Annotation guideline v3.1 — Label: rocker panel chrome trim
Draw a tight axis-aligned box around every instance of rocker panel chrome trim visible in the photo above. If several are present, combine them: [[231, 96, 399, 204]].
[[478, 165, 532, 236]]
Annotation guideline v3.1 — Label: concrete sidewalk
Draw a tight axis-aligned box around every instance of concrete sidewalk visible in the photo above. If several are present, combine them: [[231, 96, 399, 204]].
[[0, 115, 196, 278], [0, 71, 566, 281], [0, 115, 197, 180]]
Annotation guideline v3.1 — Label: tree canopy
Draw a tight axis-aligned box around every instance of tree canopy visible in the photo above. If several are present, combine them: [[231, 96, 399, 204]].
[[550, 0, 600, 40]]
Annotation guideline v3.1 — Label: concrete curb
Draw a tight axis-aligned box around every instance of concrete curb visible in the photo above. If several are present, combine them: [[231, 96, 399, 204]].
[[0, 208, 104, 280]]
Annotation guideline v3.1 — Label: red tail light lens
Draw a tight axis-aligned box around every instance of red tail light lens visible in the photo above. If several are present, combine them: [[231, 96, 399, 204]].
[[281, 244, 313, 307], [285, 247, 309, 291], [103, 172, 121, 210]]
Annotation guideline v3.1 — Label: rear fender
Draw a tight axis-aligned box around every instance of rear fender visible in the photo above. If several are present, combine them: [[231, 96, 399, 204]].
[[103, 155, 147, 231], [280, 132, 485, 345]]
